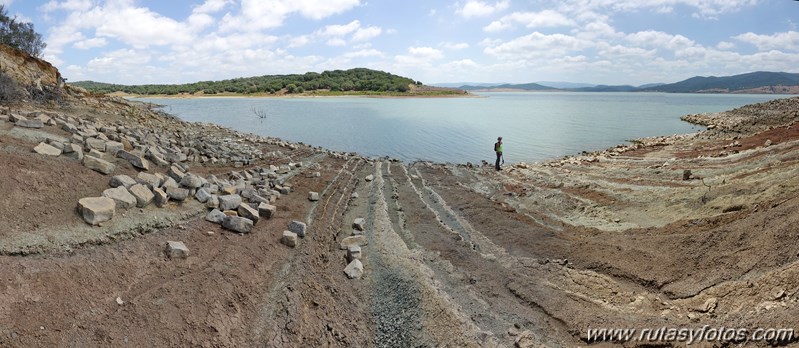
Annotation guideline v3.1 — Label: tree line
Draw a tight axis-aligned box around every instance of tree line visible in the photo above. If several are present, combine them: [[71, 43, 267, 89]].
[[0, 5, 46, 57], [72, 68, 425, 95]]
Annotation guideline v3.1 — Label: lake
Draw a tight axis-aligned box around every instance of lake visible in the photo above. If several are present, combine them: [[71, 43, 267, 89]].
[[138, 92, 793, 164]]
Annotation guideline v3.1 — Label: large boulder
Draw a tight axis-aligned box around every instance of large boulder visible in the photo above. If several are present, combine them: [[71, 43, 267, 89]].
[[105, 141, 124, 156], [77, 197, 115, 225], [222, 216, 253, 233], [180, 173, 204, 189], [218, 194, 242, 211], [102, 186, 137, 209], [194, 187, 212, 203], [128, 184, 154, 208], [83, 155, 115, 175], [33, 142, 61, 156], [308, 191, 320, 201], [85, 137, 106, 152], [347, 245, 362, 262], [352, 218, 365, 231]]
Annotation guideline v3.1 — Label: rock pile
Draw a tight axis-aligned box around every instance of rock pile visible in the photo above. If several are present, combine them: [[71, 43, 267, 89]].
[[343, 217, 369, 279]]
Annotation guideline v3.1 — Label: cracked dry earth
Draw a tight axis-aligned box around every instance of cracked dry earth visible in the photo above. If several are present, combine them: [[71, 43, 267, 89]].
[[2, 97, 799, 348]]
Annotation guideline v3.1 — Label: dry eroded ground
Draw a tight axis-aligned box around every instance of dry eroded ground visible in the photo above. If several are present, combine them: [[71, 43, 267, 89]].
[[1, 100, 799, 347]]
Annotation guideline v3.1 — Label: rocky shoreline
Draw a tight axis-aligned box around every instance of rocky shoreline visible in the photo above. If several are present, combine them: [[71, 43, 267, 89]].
[[4, 42, 799, 346]]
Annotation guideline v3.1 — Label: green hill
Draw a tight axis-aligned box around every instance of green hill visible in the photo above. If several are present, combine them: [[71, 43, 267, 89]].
[[458, 83, 556, 91], [70, 68, 455, 96], [643, 71, 799, 93]]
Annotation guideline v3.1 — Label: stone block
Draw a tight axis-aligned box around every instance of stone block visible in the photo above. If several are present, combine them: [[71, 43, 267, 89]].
[[166, 186, 189, 201], [77, 197, 115, 225], [102, 186, 137, 209], [288, 220, 306, 238], [281, 231, 298, 247], [153, 187, 168, 207], [194, 187, 212, 203], [83, 155, 115, 175], [347, 245, 362, 262], [353, 218, 365, 231], [110, 175, 137, 189], [237, 203, 259, 224], [222, 216, 253, 233], [129, 184, 154, 208], [218, 194, 242, 211], [339, 235, 368, 250], [344, 259, 363, 279], [205, 209, 226, 224], [258, 203, 276, 219], [165, 241, 189, 259], [33, 142, 61, 156], [308, 191, 320, 201]]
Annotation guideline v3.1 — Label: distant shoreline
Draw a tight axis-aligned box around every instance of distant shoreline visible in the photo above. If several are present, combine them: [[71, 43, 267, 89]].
[[111, 91, 477, 100]]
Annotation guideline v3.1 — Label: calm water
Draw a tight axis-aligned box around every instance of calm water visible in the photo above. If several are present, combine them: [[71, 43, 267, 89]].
[[139, 92, 793, 164]]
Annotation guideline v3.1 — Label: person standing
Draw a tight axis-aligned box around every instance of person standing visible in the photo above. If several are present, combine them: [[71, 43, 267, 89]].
[[494, 136, 503, 171]]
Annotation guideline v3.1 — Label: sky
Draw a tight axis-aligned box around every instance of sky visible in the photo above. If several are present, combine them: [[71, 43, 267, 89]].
[[1, 0, 798, 86]]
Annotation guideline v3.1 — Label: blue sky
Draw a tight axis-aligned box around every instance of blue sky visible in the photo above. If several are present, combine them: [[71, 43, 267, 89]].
[[1, 0, 798, 85]]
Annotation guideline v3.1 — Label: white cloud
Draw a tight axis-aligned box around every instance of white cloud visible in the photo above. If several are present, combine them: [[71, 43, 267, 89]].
[[484, 10, 575, 32], [558, 0, 759, 20], [457, 0, 509, 18], [716, 41, 735, 50], [73, 37, 107, 50], [625, 31, 696, 51], [193, 0, 233, 14], [326, 38, 347, 46], [220, 0, 361, 32], [734, 31, 799, 52], [352, 26, 382, 42], [484, 32, 590, 60], [408, 46, 444, 60], [441, 42, 469, 50], [343, 48, 383, 59], [319, 20, 361, 37]]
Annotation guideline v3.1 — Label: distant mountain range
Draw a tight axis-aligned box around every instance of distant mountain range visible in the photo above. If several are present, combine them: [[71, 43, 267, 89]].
[[448, 71, 799, 94]]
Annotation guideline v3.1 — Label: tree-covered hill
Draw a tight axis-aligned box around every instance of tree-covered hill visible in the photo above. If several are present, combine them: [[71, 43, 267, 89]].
[[70, 68, 458, 96], [642, 72, 799, 93]]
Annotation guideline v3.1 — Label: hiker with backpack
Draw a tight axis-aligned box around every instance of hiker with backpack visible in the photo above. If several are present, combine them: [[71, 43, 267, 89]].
[[494, 136, 504, 171]]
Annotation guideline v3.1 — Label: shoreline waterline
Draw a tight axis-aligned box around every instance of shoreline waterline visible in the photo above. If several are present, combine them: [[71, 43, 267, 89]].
[[137, 92, 796, 165]]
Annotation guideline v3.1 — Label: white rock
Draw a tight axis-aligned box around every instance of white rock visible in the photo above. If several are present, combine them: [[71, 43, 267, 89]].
[[344, 259, 363, 279], [77, 197, 115, 226], [281, 231, 298, 247], [165, 241, 189, 259], [33, 142, 61, 156], [102, 186, 137, 209]]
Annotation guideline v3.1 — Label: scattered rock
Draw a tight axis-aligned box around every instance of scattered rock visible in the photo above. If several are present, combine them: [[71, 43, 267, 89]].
[[339, 235, 368, 250], [194, 187, 212, 203], [83, 155, 115, 175], [682, 169, 692, 181], [281, 231, 298, 247], [222, 216, 253, 233], [33, 142, 61, 156], [77, 197, 116, 226], [110, 175, 137, 189], [16, 118, 43, 129], [237, 203, 260, 224], [128, 184, 154, 208], [115, 297, 124, 305], [308, 191, 320, 201], [352, 218, 365, 231], [288, 220, 307, 238], [152, 187, 168, 207], [765, 139, 773, 147], [205, 208, 226, 224], [102, 186, 137, 209], [347, 245, 361, 262], [364, 174, 374, 182], [258, 203, 276, 220], [136, 172, 161, 190], [343, 259, 363, 279], [351, 192, 359, 199], [165, 241, 189, 259], [166, 186, 190, 201], [218, 194, 242, 211]]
